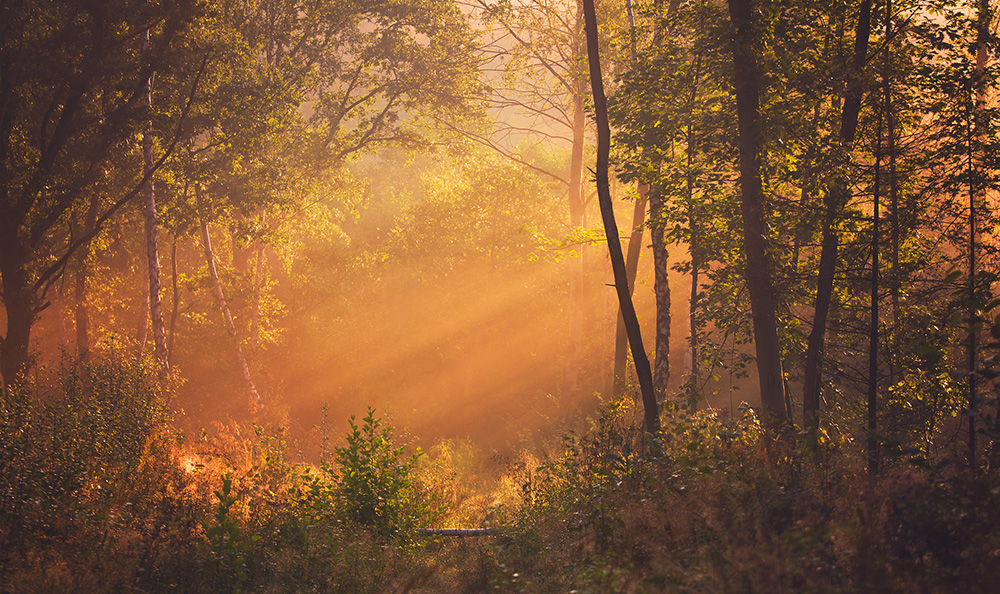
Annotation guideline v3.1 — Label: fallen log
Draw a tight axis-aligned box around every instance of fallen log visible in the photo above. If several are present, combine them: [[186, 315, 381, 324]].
[[415, 528, 495, 537]]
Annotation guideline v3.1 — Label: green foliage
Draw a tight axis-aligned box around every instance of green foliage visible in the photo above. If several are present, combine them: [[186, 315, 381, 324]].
[[0, 353, 206, 592], [0, 352, 165, 544], [202, 474, 251, 592], [332, 408, 425, 538], [478, 396, 1000, 594]]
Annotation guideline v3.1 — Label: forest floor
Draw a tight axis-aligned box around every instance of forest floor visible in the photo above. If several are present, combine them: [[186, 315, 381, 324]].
[[2, 356, 999, 593]]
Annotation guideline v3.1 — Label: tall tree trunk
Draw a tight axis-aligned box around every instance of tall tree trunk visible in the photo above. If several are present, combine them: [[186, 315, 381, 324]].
[[684, 54, 702, 409], [868, 79, 885, 478], [142, 24, 168, 375], [200, 215, 262, 413], [650, 189, 671, 398], [567, 86, 587, 394], [136, 243, 149, 352], [0, 231, 35, 389], [687, 163, 700, 405], [582, 0, 659, 435], [167, 237, 180, 367], [885, 9, 900, 387], [727, 0, 788, 425], [970, 0, 990, 470], [73, 194, 100, 359], [611, 0, 659, 398], [612, 188, 648, 396], [803, 0, 873, 433]]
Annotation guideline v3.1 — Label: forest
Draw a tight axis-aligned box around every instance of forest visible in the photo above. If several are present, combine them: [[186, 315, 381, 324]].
[[2, 0, 1000, 591]]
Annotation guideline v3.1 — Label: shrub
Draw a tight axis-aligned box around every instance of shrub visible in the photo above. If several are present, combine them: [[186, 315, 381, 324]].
[[333, 407, 424, 538]]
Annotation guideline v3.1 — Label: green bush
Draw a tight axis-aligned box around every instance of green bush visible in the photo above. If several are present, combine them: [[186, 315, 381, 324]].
[[333, 407, 424, 538], [0, 353, 165, 547], [0, 353, 210, 592]]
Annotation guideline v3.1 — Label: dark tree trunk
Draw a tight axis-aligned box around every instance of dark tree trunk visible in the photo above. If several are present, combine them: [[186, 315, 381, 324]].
[[0, 231, 34, 389], [167, 237, 180, 368], [727, 0, 787, 424], [582, 0, 659, 435], [612, 187, 647, 397], [970, 0, 989, 470], [868, 78, 885, 478], [803, 0, 873, 433], [688, 185, 700, 404], [649, 189, 671, 399], [611, 188, 647, 396], [684, 60, 701, 407]]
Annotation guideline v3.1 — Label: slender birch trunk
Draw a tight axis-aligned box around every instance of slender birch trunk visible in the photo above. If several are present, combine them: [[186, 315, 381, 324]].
[[567, 85, 587, 394], [73, 194, 100, 359], [142, 23, 168, 375], [200, 215, 262, 412], [650, 189, 672, 399]]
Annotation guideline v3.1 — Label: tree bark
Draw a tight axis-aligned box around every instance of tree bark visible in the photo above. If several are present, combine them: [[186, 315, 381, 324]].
[[0, 231, 35, 389], [73, 194, 100, 359], [200, 215, 262, 413], [142, 24, 169, 376], [582, 0, 659, 435], [687, 177, 700, 405], [649, 189, 671, 399], [567, 86, 587, 393], [803, 0, 872, 433], [612, 187, 647, 396], [727, 0, 788, 425], [684, 54, 702, 408], [970, 0, 990, 470], [868, 75, 884, 478], [167, 237, 180, 367]]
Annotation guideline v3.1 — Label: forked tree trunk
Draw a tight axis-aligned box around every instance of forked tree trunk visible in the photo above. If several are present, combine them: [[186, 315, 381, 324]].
[[200, 215, 262, 413], [582, 0, 659, 435], [727, 0, 788, 425]]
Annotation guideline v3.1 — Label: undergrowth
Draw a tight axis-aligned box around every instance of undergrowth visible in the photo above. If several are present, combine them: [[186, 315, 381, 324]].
[[3, 353, 1000, 592]]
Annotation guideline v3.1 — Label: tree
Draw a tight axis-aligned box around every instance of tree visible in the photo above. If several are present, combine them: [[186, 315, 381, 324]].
[[0, 0, 204, 388], [151, 0, 483, 410], [802, 0, 874, 434], [473, 0, 632, 392], [726, 0, 787, 424], [582, 0, 659, 434]]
